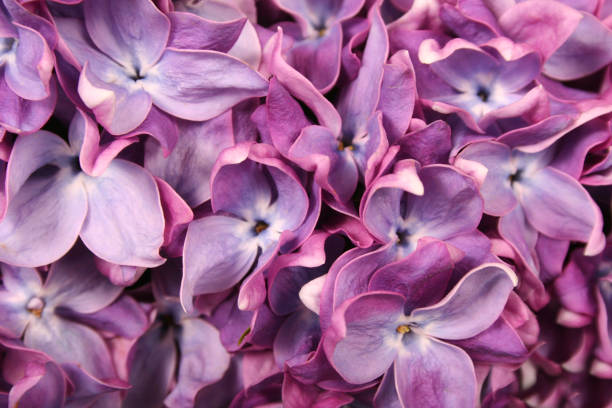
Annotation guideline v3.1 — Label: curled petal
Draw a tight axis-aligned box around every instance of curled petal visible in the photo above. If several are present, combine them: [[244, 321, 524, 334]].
[[410, 263, 517, 340]]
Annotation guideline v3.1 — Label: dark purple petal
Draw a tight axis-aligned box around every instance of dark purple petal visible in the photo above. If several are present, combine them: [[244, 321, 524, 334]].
[[451, 317, 528, 364], [123, 323, 177, 407]]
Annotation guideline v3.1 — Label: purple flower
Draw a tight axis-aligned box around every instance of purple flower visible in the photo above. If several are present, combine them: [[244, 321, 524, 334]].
[[324, 263, 520, 406], [0, 248, 146, 382], [455, 137, 605, 274], [0, 111, 166, 267], [54, 0, 268, 135], [124, 268, 230, 408], [180, 142, 314, 312], [271, 0, 364, 92], [416, 37, 542, 132], [264, 4, 415, 203], [0, 0, 57, 133]]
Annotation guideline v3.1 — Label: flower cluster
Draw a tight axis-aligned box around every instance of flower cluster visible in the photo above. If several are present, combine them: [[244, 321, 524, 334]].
[[1, 0, 612, 407]]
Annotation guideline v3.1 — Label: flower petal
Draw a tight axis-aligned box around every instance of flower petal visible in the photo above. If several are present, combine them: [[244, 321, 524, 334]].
[[80, 160, 165, 267], [324, 291, 405, 384], [78, 62, 153, 135], [394, 335, 477, 408], [143, 48, 267, 122], [145, 111, 234, 207], [518, 167, 605, 256], [369, 240, 454, 311], [0, 172, 87, 267], [410, 263, 517, 340], [123, 323, 177, 407], [168, 11, 246, 53], [0, 74, 57, 134], [5, 131, 72, 206], [42, 247, 121, 314], [83, 0, 170, 71], [5, 24, 53, 101], [165, 318, 230, 407], [8, 360, 65, 408], [25, 315, 115, 380], [454, 141, 517, 216], [450, 317, 527, 365], [181, 215, 258, 311], [543, 12, 612, 81], [58, 295, 147, 339]]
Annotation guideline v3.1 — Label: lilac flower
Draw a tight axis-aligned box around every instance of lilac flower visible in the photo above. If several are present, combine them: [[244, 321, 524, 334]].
[[0, 248, 147, 383], [264, 4, 415, 203], [324, 263, 519, 406], [0, 111, 166, 267], [180, 142, 314, 312], [454, 137, 605, 273], [124, 268, 230, 408], [416, 37, 542, 132], [0, 0, 56, 133], [54, 0, 268, 136], [271, 0, 364, 92], [0, 337, 66, 408]]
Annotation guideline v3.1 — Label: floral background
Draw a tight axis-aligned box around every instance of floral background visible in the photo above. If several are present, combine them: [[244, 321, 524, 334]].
[[0, 0, 612, 407]]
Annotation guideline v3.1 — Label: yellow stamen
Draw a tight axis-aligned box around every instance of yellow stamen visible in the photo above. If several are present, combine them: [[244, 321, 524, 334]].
[[254, 221, 268, 234], [337, 141, 354, 151], [396, 325, 411, 334]]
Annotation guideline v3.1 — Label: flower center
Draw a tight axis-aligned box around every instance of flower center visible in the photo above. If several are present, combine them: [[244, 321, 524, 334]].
[[254, 220, 269, 235], [509, 168, 523, 185], [337, 141, 354, 152], [476, 86, 490, 102], [26, 297, 45, 318], [0, 37, 15, 54], [396, 228, 410, 245], [396, 324, 411, 334]]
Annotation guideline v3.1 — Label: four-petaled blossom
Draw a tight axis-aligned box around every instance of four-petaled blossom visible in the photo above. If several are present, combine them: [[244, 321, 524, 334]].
[[325, 264, 519, 407], [0, 111, 166, 267], [54, 0, 268, 135]]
